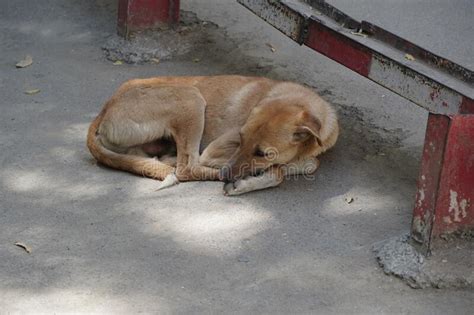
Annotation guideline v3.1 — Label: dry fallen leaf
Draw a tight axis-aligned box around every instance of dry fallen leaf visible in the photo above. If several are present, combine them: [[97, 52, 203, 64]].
[[178, 26, 191, 34], [150, 58, 160, 64], [345, 196, 354, 204], [266, 43, 276, 53], [16, 55, 33, 68], [113, 60, 124, 65], [14, 242, 31, 253], [404, 53, 415, 61], [25, 89, 40, 95], [350, 30, 368, 38]]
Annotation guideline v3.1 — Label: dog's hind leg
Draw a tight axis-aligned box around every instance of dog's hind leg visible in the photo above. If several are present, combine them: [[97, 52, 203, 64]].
[[199, 129, 240, 169], [171, 101, 221, 182], [92, 128, 176, 180], [88, 86, 189, 181]]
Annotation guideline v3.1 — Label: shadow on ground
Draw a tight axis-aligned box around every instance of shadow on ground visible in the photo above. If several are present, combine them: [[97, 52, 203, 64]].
[[1, 0, 472, 314]]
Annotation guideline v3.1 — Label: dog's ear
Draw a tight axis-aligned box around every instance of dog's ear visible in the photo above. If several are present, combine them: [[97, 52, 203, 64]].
[[293, 111, 323, 146]]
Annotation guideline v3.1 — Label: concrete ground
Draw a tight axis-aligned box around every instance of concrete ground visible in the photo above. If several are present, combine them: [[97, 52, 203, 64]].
[[0, 0, 472, 314]]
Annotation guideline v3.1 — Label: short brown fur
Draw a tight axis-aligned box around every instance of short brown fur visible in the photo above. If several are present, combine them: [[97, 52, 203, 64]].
[[87, 75, 339, 195]]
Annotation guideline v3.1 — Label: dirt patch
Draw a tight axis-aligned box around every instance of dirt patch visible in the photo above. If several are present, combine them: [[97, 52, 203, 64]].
[[102, 11, 219, 63], [102, 10, 275, 74], [325, 102, 420, 181]]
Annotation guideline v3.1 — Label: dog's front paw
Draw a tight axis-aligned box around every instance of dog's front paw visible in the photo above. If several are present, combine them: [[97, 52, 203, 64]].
[[223, 180, 245, 196], [223, 181, 236, 196]]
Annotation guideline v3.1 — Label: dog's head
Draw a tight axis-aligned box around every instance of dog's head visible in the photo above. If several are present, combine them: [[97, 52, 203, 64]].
[[220, 100, 322, 182]]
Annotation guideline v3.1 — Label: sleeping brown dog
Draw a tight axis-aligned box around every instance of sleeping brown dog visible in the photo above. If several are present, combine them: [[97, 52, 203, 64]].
[[87, 75, 339, 195]]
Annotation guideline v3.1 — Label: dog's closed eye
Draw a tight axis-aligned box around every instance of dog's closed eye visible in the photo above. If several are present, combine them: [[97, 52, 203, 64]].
[[254, 148, 265, 157]]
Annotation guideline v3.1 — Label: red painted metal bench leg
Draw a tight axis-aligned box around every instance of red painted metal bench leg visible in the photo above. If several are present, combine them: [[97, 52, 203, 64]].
[[412, 113, 474, 253], [118, 0, 180, 37]]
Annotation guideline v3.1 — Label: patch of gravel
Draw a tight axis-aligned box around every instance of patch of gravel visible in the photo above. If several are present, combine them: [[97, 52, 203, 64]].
[[102, 11, 218, 64], [374, 234, 474, 289]]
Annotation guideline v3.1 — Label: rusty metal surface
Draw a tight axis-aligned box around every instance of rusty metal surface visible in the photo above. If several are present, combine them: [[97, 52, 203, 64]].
[[368, 54, 464, 115], [117, 0, 180, 37], [431, 115, 474, 238], [303, 0, 472, 85], [412, 114, 474, 253], [305, 21, 372, 76], [460, 97, 474, 114], [411, 114, 451, 254], [359, 22, 472, 84], [170, 0, 180, 23], [302, 0, 359, 29], [238, 0, 309, 43], [325, 0, 473, 70], [237, 0, 474, 115]]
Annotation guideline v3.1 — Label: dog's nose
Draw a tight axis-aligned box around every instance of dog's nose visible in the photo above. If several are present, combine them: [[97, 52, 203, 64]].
[[219, 166, 232, 181]]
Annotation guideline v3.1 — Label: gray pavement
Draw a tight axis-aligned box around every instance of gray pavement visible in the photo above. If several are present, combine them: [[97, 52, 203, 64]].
[[0, 0, 472, 314]]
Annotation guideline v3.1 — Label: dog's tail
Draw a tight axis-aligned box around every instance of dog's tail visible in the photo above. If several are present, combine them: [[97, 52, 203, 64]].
[[86, 111, 175, 181]]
